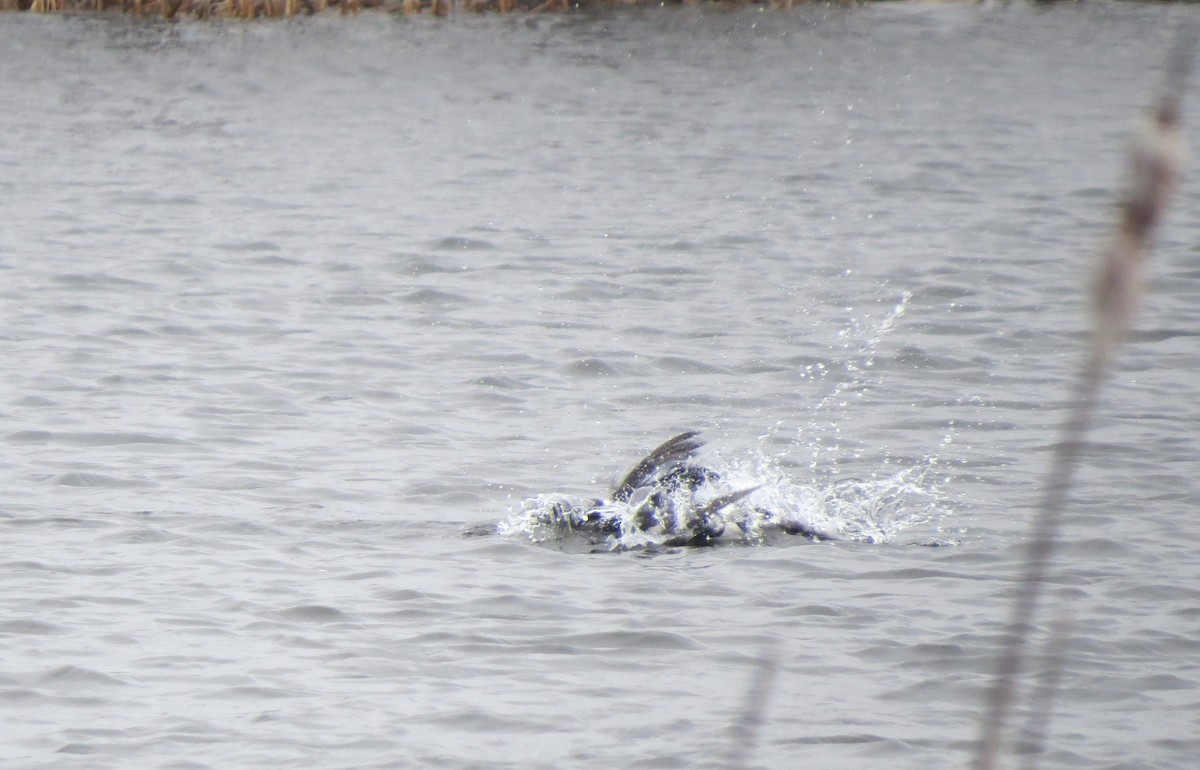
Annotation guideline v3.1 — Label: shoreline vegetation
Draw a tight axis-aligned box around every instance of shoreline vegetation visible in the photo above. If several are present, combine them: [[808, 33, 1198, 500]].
[[0, 0, 827, 18], [0, 0, 1185, 20]]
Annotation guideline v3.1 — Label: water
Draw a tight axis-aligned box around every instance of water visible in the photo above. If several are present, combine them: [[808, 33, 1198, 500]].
[[3, 4, 1200, 768]]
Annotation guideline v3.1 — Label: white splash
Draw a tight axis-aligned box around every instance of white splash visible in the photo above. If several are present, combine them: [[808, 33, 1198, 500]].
[[500, 448, 949, 552], [499, 290, 953, 552]]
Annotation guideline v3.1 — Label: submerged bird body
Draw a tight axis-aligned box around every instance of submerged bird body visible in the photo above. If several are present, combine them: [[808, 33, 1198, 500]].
[[546, 431, 822, 548]]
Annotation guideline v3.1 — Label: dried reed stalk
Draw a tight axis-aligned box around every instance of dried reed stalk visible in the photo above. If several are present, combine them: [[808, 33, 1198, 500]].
[[725, 644, 779, 770], [1015, 601, 1075, 770], [974, 31, 1193, 770]]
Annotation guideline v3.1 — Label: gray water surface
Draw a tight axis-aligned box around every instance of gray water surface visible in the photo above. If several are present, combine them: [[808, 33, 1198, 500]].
[[3, 4, 1200, 769]]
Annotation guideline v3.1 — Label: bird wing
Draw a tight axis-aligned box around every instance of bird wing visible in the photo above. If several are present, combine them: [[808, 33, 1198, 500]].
[[612, 431, 705, 502]]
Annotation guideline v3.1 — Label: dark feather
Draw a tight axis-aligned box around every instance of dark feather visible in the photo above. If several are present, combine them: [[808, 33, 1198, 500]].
[[696, 485, 761, 517], [612, 431, 705, 502]]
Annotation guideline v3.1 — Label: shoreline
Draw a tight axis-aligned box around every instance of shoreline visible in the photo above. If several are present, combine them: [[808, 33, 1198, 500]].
[[0, 0, 816, 17], [0, 0, 948, 20]]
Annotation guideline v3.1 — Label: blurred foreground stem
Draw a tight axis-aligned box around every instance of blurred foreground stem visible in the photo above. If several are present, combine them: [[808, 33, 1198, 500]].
[[974, 31, 1193, 770]]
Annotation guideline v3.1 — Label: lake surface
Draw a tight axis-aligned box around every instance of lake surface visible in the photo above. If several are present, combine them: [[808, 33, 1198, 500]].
[[3, 3, 1200, 768]]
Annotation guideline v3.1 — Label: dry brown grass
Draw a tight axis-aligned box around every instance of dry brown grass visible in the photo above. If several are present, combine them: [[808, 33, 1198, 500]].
[[7, 0, 442, 15], [0, 0, 804, 16]]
